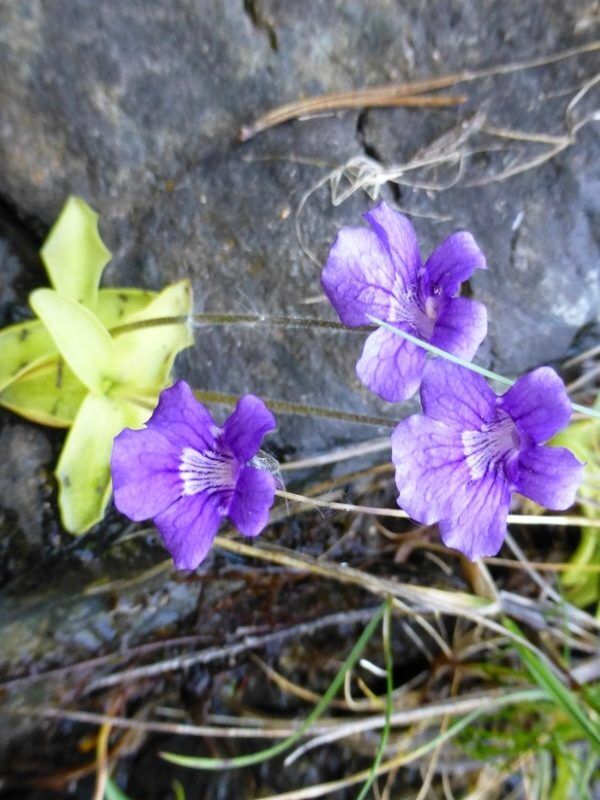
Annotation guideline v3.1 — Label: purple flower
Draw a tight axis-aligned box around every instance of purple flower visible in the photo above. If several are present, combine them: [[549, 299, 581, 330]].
[[322, 201, 488, 402], [391, 361, 583, 560], [111, 381, 277, 570]]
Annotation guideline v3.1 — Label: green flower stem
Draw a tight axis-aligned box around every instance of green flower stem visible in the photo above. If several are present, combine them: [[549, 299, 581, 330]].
[[356, 598, 394, 800], [195, 390, 395, 428], [109, 311, 600, 420], [367, 314, 600, 422], [161, 603, 386, 770], [110, 313, 371, 336]]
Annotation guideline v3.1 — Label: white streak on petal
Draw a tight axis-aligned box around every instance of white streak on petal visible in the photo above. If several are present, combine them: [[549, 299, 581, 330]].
[[462, 413, 521, 480], [179, 447, 236, 504]]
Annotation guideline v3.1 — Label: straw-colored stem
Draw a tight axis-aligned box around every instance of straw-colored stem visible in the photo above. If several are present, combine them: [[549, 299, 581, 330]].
[[239, 41, 600, 140], [276, 489, 600, 529]]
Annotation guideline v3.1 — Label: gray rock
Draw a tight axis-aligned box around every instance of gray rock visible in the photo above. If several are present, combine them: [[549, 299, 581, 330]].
[[1, 0, 598, 440], [0, 5, 599, 779], [360, 87, 600, 373], [0, 423, 52, 548]]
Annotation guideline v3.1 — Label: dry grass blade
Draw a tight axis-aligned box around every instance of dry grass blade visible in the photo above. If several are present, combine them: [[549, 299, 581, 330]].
[[11, 706, 305, 740], [239, 91, 466, 140], [276, 488, 600, 529], [503, 531, 562, 603], [256, 656, 424, 714], [484, 558, 600, 573], [86, 608, 376, 692], [283, 689, 541, 765], [280, 437, 390, 471], [259, 710, 483, 800], [254, 656, 385, 712], [239, 41, 599, 139], [564, 341, 600, 368], [92, 717, 112, 800]]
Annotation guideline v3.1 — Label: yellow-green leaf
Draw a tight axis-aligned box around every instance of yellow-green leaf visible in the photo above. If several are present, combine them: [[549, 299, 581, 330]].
[[0, 356, 86, 427], [0, 319, 56, 392], [40, 196, 111, 308], [29, 289, 118, 393], [112, 279, 193, 393], [56, 393, 149, 533], [552, 419, 598, 468], [97, 287, 157, 329]]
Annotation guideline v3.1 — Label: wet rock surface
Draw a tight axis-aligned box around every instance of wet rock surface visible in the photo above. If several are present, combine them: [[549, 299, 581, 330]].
[[0, 0, 598, 795]]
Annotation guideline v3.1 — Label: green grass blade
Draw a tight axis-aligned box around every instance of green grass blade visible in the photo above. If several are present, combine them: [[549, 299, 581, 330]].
[[356, 599, 394, 800], [504, 619, 600, 750], [105, 779, 133, 800], [172, 780, 186, 800], [162, 603, 386, 770]]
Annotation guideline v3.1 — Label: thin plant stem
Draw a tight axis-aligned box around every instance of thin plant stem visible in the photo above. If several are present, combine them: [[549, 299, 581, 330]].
[[239, 40, 600, 141], [112, 314, 393, 426], [276, 489, 409, 519], [87, 608, 376, 693], [110, 312, 371, 336], [110, 309, 600, 420], [355, 599, 394, 800], [366, 315, 600, 421], [11, 706, 304, 740], [239, 93, 466, 141], [195, 390, 395, 428], [161, 604, 385, 771], [280, 438, 390, 471], [261, 710, 487, 800], [276, 489, 600, 529], [92, 717, 112, 800]]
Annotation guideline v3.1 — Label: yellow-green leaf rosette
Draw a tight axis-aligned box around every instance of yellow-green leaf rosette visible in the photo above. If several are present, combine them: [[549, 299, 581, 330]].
[[0, 196, 194, 533]]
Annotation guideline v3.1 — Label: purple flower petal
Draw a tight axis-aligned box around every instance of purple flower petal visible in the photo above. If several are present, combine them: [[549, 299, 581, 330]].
[[322, 205, 489, 402], [420, 360, 496, 430], [322, 226, 397, 327], [431, 297, 487, 360], [392, 360, 581, 562], [439, 472, 511, 559], [500, 367, 572, 443], [111, 427, 182, 521], [513, 445, 584, 509], [363, 202, 422, 292], [228, 465, 277, 537], [110, 380, 278, 569], [148, 380, 218, 451], [424, 231, 487, 295], [356, 327, 426, 402], [222, 394, 277, 461], [392, 415, 471, 525], [153, 492, 222, 570]]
